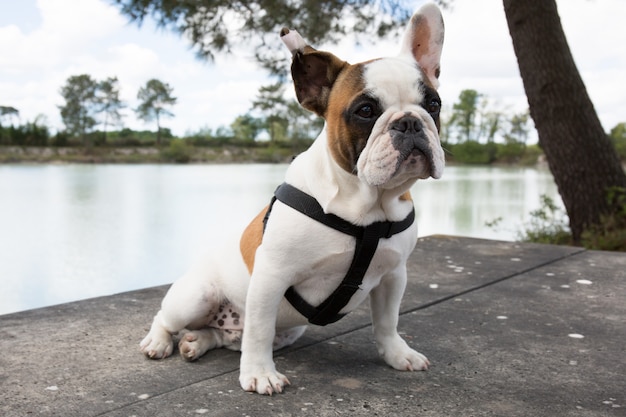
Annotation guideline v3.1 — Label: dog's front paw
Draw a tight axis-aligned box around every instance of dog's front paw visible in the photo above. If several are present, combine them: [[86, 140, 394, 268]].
[[239, 365, 290, 395], [139, 326, 174, 359], [379, 336, 430, 371]]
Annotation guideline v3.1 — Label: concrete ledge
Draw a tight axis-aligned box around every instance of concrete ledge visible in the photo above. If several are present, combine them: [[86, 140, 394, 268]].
[[1, 236, 624, 416]]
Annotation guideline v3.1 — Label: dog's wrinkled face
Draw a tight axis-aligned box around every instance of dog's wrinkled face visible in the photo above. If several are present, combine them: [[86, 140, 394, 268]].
[[281, 3, 445, 190], [325, 56, 444, 188]]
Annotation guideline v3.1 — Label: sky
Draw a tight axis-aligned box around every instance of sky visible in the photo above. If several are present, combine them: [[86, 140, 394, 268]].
[[0, 0, 625, 138]]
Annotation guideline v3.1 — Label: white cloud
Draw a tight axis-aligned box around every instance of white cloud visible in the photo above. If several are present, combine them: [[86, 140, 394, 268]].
[[1, 0, 625, 136]]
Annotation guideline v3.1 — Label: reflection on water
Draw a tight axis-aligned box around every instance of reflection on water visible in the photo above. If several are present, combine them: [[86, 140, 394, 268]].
[[413, 166, 560, 239], [0, 164, 559, 315]]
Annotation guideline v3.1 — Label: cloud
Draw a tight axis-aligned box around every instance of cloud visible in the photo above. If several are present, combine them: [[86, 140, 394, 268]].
[[1, 0, 624, 137]]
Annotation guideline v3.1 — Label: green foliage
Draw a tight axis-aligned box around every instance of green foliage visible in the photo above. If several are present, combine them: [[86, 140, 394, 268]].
[[251, 83, 322, 142], [58, 74, 129, 147], [609, 122, 626, 160], [97, 76, 125, 144], [111, 0, 414, 75], [444, 91, 532, 148], [495, 141, 526, 163], [136, 79, 177, 145], [0, 115, 50, 146], [0, 106, 19, 122], [59, 74, 99, 144], [448, 89, 481, 142], [159, 139, 191, 163], [581, 187, 626, 251], [516, 189, 626, 252], [517, 195, 572, 245], [518, 144, 543, 165], [448, 140, 496, 164], [184, 127, 233, 147], [230, 115, 263, 143]]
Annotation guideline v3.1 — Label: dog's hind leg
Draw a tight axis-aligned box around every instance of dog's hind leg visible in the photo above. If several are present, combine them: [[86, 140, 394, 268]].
[[140, 269, 223, 359], [179, 328, 242, 361], [273, 326, 307, 351]]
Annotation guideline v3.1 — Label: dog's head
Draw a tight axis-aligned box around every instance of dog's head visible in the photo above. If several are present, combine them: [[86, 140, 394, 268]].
[[281, 3, 445, 190]]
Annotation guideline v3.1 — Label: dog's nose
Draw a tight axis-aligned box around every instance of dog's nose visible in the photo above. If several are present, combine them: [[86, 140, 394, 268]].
[[390, 115, 423, 134]]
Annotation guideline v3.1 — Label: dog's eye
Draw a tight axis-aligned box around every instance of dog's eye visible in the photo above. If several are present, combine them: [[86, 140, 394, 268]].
[[356, 104, 374, 119], [426, 98, 440, 116]]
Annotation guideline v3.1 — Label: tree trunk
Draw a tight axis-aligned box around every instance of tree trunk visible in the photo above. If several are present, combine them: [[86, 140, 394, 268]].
[[156, 111, 161, 146], [503, 0, 626, 243]]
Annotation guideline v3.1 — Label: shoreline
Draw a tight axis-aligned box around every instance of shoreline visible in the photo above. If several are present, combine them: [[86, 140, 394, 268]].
[[0, 145, 300, 164], [0, 145, 552, 167]]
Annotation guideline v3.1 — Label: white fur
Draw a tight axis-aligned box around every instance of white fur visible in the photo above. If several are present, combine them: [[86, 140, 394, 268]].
[[399, 3, 445, 88], [140, 3, 444, 396], [281, 29, 307, 53], [356, 57, 445, 187]]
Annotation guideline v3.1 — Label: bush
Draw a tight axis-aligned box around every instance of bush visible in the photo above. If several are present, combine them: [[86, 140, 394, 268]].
[[516, 189, 626, 252], [581, 187, 626, 251], [517, 195, 572, 245], [160, 140, 191, 163], [450, 140, 496, 164], [496, 142, 526, 163]]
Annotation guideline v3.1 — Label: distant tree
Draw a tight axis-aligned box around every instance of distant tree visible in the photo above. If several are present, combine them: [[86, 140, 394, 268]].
[[230, 114, 263, 143], [285, 100, 323, 141], [448, 89, 481, 143], [252, 83, 289, 142], [503, 111, 531, 145], [97, 77, 125, 145], [0, 106, 19, 125], [59, 74, 99, 146], [477, 103, 502, 144], [136, 79, 177, 145], [496, 111, 531, 163]]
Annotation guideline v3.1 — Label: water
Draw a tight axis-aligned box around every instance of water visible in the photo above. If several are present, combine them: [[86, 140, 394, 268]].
[[0, 164, 560, 315]]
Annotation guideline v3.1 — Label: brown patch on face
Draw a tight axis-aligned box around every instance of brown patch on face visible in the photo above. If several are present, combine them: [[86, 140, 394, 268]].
[[400, 191, 413, 201], [325, 64, 370, 173], [239, 206, 268, 274]]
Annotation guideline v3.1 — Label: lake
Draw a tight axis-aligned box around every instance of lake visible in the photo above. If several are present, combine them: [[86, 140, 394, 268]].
[[0, 164, 561, 315]]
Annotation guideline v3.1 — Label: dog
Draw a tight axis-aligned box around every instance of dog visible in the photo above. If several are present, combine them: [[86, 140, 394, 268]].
[[140, 3, 445, 395]]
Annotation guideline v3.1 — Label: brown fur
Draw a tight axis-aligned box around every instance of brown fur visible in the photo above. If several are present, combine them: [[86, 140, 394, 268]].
[[325, 64, 368, 173], [239, 206, 268, 274], [291, 47, 348, 117]]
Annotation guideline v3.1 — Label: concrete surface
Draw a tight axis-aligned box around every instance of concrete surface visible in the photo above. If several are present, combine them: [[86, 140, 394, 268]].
[[1, 236, 624, 416]]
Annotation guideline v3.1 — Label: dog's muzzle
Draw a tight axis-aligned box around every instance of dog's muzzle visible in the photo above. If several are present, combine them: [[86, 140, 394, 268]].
[[389, 115, 435, 175]]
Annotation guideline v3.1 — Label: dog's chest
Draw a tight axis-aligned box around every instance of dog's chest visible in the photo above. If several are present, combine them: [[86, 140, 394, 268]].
[[294, 233, 410, 308]]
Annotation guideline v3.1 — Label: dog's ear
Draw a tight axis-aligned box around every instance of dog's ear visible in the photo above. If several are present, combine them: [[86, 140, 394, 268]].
[[400, 3, 444, 88], [280, 28, 348, 117]]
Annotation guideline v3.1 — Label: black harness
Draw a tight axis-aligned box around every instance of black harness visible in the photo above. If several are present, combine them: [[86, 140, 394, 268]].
[[263, 183, 415, 326]]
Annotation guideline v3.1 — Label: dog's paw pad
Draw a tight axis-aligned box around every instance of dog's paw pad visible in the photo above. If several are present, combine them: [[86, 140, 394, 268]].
[[179, 336, 201, 361]]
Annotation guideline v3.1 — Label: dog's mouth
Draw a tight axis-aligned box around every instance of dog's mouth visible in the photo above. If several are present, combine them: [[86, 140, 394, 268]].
[[395, 143, 435, 179]]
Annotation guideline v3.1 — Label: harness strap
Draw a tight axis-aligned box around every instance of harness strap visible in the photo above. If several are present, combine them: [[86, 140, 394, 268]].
[[265, 182, 415, 326]]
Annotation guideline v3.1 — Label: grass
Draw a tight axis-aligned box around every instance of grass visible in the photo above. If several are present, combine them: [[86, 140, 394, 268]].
[[511, 192, 626, 252]]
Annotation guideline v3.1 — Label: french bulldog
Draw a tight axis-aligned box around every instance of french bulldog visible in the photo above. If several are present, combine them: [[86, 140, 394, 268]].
[[140, 2, 445, 395]]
